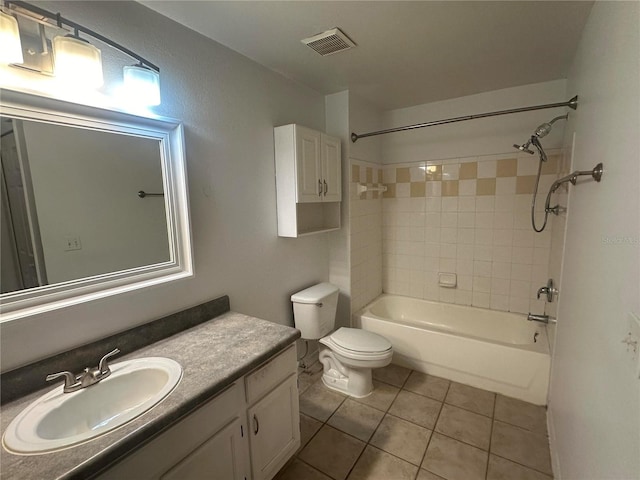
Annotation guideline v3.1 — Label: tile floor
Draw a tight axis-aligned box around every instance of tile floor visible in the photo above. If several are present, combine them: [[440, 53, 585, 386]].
[[276, 363, 553, 480]]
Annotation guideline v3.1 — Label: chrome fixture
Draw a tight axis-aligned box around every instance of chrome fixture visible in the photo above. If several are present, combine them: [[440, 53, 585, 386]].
[[527, 313, 556, 325], [0, 1, 161, 105], [351, 96, 578, 142], [45, 348, 120, 393], [537, 278, 558, 303], [544, 163, 604, 215]]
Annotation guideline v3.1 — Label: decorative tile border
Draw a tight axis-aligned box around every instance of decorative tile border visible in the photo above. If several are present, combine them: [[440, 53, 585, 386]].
[[382, 154, 561, 199]]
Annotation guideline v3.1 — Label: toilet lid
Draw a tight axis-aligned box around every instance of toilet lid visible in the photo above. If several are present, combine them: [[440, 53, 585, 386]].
[[329, 328, 392, 353]]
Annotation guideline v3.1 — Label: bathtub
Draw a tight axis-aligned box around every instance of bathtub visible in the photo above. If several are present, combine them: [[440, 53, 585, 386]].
[[354, 294, 551, 405]]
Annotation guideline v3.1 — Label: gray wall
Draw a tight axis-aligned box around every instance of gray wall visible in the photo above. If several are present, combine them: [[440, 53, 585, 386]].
[[1, 1, 330, 370]]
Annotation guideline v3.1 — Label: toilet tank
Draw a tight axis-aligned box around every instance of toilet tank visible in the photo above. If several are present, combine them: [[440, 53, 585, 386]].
[[291, 283, 339, 340]]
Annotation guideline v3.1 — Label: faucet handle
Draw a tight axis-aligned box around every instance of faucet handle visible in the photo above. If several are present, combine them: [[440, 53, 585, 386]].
[[98, 348, 120, 374], [46, 371, 79, 392]]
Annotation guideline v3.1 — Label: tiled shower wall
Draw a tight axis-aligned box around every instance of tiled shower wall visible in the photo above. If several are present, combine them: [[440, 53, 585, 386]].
[[350, 161, 383, 313], [381, 152, 563, 314]]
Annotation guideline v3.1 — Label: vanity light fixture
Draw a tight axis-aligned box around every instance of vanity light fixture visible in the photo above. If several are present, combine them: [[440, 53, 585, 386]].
[[1, 0, 161, 105], [0, 10, 23, 64]]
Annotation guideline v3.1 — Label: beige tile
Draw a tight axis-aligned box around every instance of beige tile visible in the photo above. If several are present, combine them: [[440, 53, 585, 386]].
[[370, 414, 432, 465], [459, 162, 478, 180], [348, 445, 419, 480], [366, 167, 373, 183], [411, 182, 426, 197], [404, 371, 450, 401], [383, 183, 396, 198], [442, 180, 459, 196], [487, 454, 553, 480], [351, 164, 360, 183], [299, 380, 346, 422], [541, 155, 560, 175], [328, 398, 385, 442], [445, 382, 495, 417], [476, 177, 496, 195], [276, 458, 332, 480], [299, 425, 366, 480], [372, 363, 411, 387], [417, 469, 446, 480], [389, 390, 442, 429], [425, 165, 442, 181], [299, 413, 322, 451], [396, 167, 410, 183], [353, 380, 400, 412], [495, 395, 547, 434], [435, 404, 492, 450], [298, 367, 323, 395], [516, 175, 537, 194], [496, 158, 517, 177], [491, 421, 552, 475], [422, 433, 488, 480]]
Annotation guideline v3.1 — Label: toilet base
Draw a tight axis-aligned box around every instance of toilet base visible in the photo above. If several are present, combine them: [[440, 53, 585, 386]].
[[321, 368, 373, 398]]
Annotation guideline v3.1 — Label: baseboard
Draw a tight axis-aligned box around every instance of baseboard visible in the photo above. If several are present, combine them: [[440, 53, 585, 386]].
[[547, 407, 562, 479]]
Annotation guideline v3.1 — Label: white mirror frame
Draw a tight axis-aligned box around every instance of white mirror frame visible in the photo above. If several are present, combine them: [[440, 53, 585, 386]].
[[0, 90, 193, 322]]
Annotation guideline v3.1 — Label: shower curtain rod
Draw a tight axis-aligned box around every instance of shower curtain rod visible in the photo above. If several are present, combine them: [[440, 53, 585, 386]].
[[350, 96, 578, 143]]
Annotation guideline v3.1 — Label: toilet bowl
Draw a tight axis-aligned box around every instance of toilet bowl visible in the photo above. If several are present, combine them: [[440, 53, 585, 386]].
[[291, 283, 393, 398], [319, 327, 392, 397]]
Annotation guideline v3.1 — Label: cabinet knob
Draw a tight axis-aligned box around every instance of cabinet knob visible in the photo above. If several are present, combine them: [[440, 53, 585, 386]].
[[318, 179, 322, 196], [323, 180, 328, 195]]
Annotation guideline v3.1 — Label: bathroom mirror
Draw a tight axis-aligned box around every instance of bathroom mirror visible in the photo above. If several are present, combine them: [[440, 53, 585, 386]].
[[0, 90, 192, 321]]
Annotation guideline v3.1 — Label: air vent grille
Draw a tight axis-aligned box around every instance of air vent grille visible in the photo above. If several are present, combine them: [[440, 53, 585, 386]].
[[302, 28, 356, 56]]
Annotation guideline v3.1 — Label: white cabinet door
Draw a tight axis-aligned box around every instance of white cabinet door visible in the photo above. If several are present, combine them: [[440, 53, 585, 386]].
[[248, 374, 300, 480], [294, 126, 322, 203], [161, 417, 247, 480], [321, 134, 341, 202]]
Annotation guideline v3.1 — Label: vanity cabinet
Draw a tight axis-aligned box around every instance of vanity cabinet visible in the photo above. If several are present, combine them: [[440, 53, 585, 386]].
[[274, 124, 342, 237], [97, 344, 298, 480], [245, 345, 299, 480]]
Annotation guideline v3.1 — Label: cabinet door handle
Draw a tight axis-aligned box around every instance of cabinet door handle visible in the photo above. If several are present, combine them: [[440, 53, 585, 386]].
[[253, 414, 259, 435], [318, 179, 323, 196], [323, 180, 328, 195]]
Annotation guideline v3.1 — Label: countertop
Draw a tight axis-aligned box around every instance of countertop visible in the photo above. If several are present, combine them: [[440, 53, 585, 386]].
[[0, 312, 300, 479]]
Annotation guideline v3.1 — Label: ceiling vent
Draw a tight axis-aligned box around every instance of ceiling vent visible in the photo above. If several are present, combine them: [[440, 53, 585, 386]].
[[301, 28, 356, 56]]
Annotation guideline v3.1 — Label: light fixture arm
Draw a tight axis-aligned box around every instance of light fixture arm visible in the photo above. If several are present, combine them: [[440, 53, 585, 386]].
[[4, 0, 159, 73]]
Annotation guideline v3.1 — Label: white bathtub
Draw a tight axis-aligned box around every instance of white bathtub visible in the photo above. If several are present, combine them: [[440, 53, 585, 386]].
[[354, 294, 551, 405]]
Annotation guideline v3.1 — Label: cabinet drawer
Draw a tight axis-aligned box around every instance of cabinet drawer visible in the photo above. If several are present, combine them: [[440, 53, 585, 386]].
[[245, 344, 296, 404]]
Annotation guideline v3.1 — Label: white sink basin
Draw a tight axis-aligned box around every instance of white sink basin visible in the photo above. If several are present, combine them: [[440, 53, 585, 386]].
[[3, 357, 182, 454]]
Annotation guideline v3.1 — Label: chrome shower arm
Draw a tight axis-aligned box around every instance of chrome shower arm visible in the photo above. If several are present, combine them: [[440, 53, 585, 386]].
[[549, 163, 604, 194], [545, 163, 604, 215]]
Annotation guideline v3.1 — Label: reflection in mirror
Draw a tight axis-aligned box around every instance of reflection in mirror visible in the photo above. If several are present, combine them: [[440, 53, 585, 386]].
[[0, 90, 192, 321], [1, 116, 170, 293]]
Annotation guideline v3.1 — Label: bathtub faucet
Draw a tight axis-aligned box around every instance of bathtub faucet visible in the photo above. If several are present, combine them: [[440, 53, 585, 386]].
[[527, 313, 556, 324]]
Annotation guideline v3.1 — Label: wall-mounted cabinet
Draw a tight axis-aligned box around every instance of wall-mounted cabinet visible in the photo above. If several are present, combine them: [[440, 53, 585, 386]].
[[274, 124, 341, 237]]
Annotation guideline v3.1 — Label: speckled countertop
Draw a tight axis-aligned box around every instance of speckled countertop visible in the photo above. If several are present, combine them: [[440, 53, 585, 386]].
[[0, 312, 300, 480]]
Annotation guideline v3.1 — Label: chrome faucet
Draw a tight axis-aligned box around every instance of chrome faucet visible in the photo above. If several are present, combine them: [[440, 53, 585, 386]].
[[46, 348, 120, 393], [527, 313, 556, 324], [536, 279, 558, 303]]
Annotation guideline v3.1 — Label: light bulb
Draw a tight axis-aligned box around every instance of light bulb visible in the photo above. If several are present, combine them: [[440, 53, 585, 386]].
[[53, 35, 103, 88], [123, 64, 161, 106], [0, 11, 23, 64]]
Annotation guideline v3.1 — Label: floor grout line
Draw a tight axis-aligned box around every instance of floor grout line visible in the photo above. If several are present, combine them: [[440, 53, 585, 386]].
[[293, 366, 553, 480]]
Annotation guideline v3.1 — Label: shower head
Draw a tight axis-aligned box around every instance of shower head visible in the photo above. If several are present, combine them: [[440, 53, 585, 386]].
[[534, 114, 569, 138]]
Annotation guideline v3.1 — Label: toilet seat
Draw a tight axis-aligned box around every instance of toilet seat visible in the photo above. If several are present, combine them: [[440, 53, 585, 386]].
[[320, 327, 392, 361]]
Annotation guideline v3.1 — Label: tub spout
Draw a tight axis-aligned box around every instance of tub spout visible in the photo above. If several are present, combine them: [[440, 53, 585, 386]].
[[527, 313, 556, 324]]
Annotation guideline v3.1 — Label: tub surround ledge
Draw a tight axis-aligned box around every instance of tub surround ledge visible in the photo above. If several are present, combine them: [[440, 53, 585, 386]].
[[0, 309, 301, 480]]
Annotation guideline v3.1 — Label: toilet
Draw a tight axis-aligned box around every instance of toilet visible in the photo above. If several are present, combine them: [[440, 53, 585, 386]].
[[291, 282, 393, 398]]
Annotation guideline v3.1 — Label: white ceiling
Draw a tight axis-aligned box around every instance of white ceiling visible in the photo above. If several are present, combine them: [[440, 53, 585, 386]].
[[141, 1, 593, 112]]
